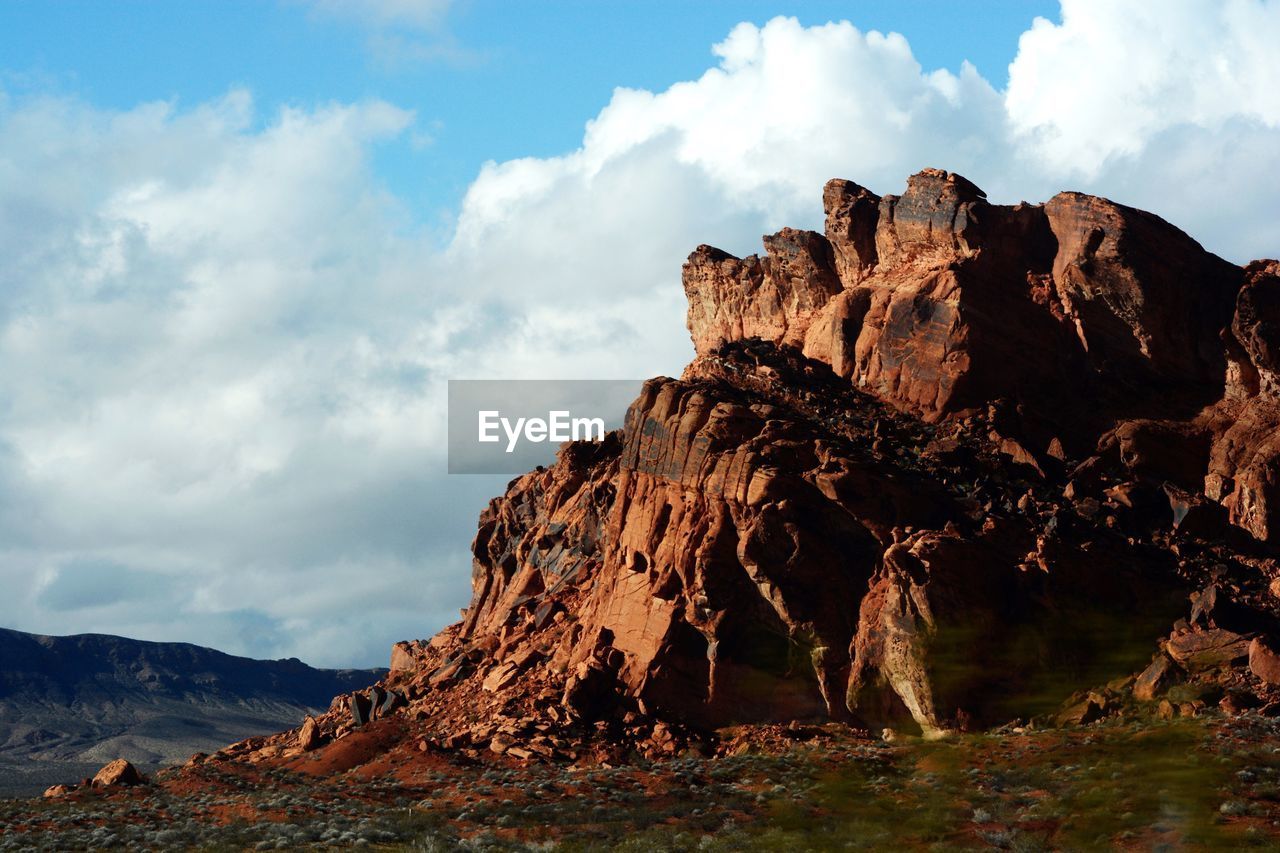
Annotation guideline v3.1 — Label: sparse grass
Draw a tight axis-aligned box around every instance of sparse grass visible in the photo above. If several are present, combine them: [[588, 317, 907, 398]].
[[4, 715, 1280, 850]]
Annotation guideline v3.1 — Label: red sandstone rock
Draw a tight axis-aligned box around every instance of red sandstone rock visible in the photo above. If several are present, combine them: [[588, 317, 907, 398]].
[[92, 759, 143, 788], [822, 178, 880, 286], [1043, 191, 1239, 386], [298, 715, 321, 752], [1250, 637, 1280, 686], [1165, 629, 1251, 671], [399, 175, 1269, 742], [171, 172, 1280, 774], [1202, 261, 1280, 543], [693, 171, 1241, 434], [390, 640, 421, 672], [1133, 655, 1176, 701], [683, 229, 840, 357]]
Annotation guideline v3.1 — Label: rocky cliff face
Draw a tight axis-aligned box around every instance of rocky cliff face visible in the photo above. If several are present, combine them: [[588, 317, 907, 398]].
[[691, 168, 1241, 433], [1205, 260, 1280, 542], [175, 171, 1280, 774]]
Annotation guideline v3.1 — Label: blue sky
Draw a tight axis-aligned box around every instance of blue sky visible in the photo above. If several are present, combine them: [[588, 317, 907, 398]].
[[0, 1, 1277, 667], [2, 1, 1056, 230]]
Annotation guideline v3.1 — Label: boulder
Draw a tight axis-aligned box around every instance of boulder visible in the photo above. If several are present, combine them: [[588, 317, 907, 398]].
[[92, 759, 142, 788], [1134, 655, 1176, 701], [390, 640, 420, 672], [561, 663, 618, 723], [1165, 629, 1251, 671], [1249, 638, 1280, 686], [1057, 697, 1105, 727], [377, 689, 404, 717], [298, 715, 321, 752], [367, 685, 390, 720], [350, 691, 372, 727], [483, 661, 521, 693]]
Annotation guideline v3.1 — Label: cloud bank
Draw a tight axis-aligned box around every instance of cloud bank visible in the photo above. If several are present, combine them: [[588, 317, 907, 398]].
[[1, 0, 1277, 666]]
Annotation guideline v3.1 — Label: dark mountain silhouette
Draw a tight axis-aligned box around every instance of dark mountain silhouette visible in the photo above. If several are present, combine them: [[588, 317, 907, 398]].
[[0, 627, 382, 797]]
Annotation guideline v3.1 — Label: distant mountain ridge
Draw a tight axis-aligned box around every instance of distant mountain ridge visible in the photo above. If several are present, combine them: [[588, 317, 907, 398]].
[[0, 627, 383, 797]]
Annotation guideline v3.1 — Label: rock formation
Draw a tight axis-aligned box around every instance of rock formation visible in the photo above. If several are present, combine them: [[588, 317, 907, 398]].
[[162, 170, 1280, 775]]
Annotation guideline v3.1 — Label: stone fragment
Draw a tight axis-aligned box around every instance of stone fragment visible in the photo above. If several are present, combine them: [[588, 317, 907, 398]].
[[369, 686, 387, 718], [378, 689, 404, 717], [1165, 629, 1250, 671], [1057, 698, 1104, 727], [1249, 637, 1280, 685], [298, 715, 321, 752], [390, 640, 419, 672], [428, 659, 464, 687], [351, 692, 372, 727], [1134, 655, 1176, 701]]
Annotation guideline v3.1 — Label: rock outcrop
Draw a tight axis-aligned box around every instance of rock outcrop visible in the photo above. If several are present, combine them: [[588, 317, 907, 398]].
[[684, 227, 841, 353], [175, 171, 1280, 778], [1202, 261, 1280, 542], [690, 169, 1242, 440]]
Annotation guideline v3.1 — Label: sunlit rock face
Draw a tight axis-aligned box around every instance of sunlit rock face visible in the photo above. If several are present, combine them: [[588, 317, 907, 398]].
[[222, 172, 1280, 759], [444, 170, 1280, 739]]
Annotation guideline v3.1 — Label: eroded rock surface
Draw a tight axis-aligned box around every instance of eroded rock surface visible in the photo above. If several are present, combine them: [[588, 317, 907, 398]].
[[156, 171, 1280, 781]]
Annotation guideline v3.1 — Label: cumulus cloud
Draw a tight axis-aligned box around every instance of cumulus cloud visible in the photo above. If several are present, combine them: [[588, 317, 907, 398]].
[[453, 20, 1007, 255], [1007, 0, 1280, 176], [1005, 0, 1280, 260], [0, 90, 500, 665], [455, 3, 1280, 292], [1, 2, 1278, 666]]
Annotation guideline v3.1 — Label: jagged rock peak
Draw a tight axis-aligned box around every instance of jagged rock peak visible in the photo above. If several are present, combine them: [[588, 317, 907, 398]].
[[686, 169, 1242, 425]]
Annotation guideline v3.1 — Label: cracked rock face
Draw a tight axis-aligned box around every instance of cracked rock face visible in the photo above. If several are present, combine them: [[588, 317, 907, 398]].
[[452, 170, 1280, 739], [192, 172, 1280, 768], [457, 341, 1188, 738], [441, 170, 1280, 739], [691, 169, 1242, 428]]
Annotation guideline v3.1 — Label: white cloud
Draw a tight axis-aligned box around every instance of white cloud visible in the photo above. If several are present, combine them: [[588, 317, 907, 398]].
[[0, 90, 499, 665], [1, 4, 1278, 666], [1007, 0, 1280, 177], [456, 18, 1007, 248]]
